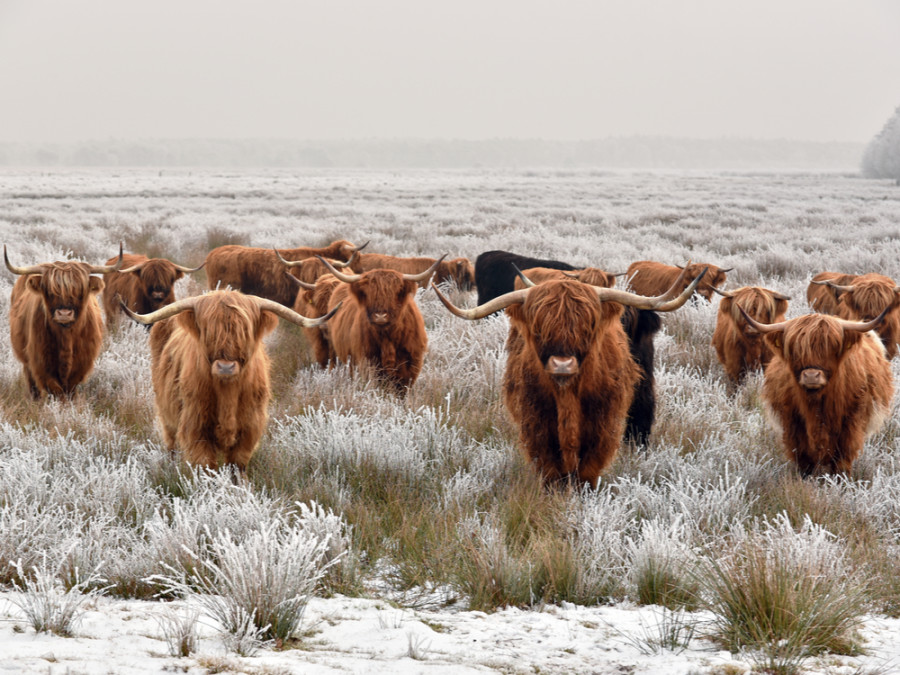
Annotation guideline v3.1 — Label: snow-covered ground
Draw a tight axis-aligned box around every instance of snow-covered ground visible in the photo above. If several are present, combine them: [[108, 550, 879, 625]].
[[3, 592, 900, 674]]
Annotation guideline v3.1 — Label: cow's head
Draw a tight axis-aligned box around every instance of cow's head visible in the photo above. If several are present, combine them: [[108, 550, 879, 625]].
[[738, 307, 889, 393], [436, 258, 475, 291], [5, 245, 123, 327], [678, 262, 730, 301], [435, 265, 706, 387], [717, 286, 790, 337], [118, 257, 204, 311], [122, 290, 339, 380], [330, 239, 369, 262], [316, 254, 445, 327], [833, 274, 900, 323]]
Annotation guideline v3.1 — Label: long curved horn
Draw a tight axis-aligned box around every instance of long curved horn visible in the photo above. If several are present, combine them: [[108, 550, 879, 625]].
[[120, 295, 200, 325], [4, 245, 48, 275], [404, 254, 447, 282], [118, 258, 205, 274], [738, 304, 891, 335], [4, 243, 124, 275], [590, 267, 708, 311], [253, 297, 341, 328], [347, 240, 369, 253], [283, 270, 317, 290], [712, 286, 734, 298], [719, 267, 734, 273], [432, 282, 529, 319], [316, 256, 362, 283], [772, 291, 791, 301], [513, 264, 537, 288], [819, 280, 855, 293], [89, 243, 125, 274]]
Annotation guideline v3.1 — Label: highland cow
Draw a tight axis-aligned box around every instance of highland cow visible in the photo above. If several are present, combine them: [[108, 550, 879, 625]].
[[316, 256, 443, 391], [355, 252, 475, 290], [829, 273, 900, 359], [478, 251, 669, 446], [433, 271, 706, 486], [123, 290, 338, 472], [807, 272, 858, 315], [6, 245, 123, 398], [289, 272, 343, 368], [102, 253, 203, 328], [204, 239, 367, 307], [625, 260, 729, 301], [740, 307, 893, 476], [712, 286, 790, 383]]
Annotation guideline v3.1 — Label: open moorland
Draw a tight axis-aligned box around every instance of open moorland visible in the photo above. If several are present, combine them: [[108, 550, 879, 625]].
[[1, 168, 900, 674]]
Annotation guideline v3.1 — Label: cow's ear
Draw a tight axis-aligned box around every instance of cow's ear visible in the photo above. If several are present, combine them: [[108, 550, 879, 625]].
[[25, 275, 43, 294], [177, 309, 200, 339], [257, 310, 279, 338], [720, 296, 733, 315], [764, 330, 785, 356], [403, 279, 418, 297], [173, 270, 185, 281], [841, 329, 864, 354], [89, 276, 104, 294], [600, 300, 624, 324], [773, 298, 789, 321]]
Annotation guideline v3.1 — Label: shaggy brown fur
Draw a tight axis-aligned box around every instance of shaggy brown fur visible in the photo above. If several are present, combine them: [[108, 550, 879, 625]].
[[626, 261, 727, 301], [712, 286, 789, 383], [293, 274, 343, 367], [807, 272, 858, 314], [356, 253, 475, 289], [205, 240, 358, 307], [834, 273, 900, 359], [148, 290, 280, 471], [9, 262, 105, 398], [760, 313, 893, 476], [102, 254, 187, 327], [502, 280, 640, 487], [328, 269, 427, 391]]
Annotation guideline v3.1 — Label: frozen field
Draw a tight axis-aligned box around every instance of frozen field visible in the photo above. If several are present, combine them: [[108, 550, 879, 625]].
[[1, 168, 900, 674]]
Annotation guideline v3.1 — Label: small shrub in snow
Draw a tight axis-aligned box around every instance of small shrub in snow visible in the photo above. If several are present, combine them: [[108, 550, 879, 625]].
[[7, 554, 106, 637], [698, 514, 867, 674], [156, 605, 201, 657], [150, 516, 339, 647]]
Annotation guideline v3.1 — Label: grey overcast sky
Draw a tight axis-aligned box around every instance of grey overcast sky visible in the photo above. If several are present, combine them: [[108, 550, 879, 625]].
[[0, 0, 898, 143]]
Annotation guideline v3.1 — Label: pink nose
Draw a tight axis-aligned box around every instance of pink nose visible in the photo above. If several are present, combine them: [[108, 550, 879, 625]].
[[213, 360, 239, 377], [371, 312, 389, 325], [53, 309, 75, 324], [151, 291, 166, 300], [547, 356, 578, 376], [799, 368, 827, 390]]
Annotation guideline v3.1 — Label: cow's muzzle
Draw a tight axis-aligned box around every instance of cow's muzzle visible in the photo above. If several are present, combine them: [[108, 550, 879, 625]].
[[151, 291, 167, 301], [370, 312, 390, 326], [546, 356, 579, 377], [53, 308, 76, 325], [799, 368, 828, 391], [212, 359, 240, 378]]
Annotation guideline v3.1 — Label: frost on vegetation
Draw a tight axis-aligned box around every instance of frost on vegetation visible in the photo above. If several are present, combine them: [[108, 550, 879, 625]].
[[7, 552, 107, 637], [144, 470, 290, 572], [270, 404, 473, 480], [148, 513, 341, 649]]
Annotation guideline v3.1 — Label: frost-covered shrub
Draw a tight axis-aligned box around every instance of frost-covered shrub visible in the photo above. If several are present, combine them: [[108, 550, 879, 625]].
[[699, 514, 868, 672], [150, 515, 339, 647], [7, 553, 107, 637]]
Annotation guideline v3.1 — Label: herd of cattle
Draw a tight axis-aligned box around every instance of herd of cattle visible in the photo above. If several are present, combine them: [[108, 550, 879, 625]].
[[4, 239, 899, 484]]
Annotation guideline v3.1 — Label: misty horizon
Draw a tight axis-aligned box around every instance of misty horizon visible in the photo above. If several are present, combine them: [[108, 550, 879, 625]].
[[2, 1, 898, 146]]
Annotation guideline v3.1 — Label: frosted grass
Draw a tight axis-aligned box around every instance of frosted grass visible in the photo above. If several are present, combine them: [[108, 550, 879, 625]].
[[1, 168, 900, 653]]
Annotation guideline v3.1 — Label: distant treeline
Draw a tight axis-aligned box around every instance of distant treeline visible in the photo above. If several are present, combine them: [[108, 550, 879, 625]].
[[0, 137, 864, 170]]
